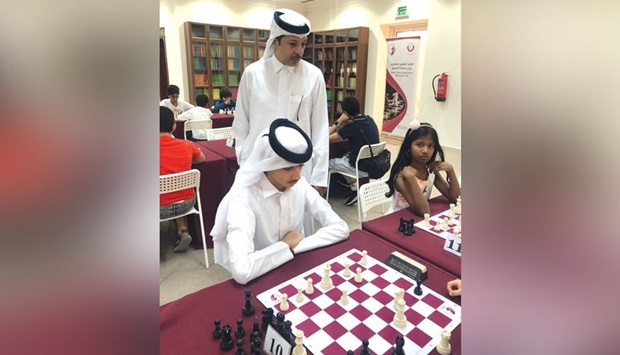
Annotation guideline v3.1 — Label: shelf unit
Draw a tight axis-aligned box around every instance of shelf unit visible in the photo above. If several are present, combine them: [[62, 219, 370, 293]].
[[184, 22, 269, 102], [306, 27, 369, 123]]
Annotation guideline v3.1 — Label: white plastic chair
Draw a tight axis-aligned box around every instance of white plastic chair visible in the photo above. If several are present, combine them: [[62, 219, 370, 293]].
[[183, 119, 213, 140], [326, 141, 387, 223], [206, 127, 234, 141], [359, 179, 391, 222], [159, 169, 209, 268]]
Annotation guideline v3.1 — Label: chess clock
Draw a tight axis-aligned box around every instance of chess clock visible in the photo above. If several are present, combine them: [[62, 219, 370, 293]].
[[385, 251, 428, 282]]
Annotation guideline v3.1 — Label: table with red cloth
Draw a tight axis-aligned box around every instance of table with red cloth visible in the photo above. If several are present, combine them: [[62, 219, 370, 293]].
[[172, 113, 234, 139], [186, 146, 228, 249], [195, 140, 239, 191], [362, 196, 461, 278], [329, 138, 350, 159], [159, 229, 460, 355]]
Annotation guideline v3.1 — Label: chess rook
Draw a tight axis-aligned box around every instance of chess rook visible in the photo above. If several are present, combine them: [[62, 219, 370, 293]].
[[436, 329, 452, 354]]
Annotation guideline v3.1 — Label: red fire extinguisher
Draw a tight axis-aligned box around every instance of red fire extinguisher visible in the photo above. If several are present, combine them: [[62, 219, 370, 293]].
[[432, 73, 449, 102]]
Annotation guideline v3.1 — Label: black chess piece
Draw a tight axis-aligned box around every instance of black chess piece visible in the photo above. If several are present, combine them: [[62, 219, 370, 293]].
[[392, 336, 405, 355], [251, 337, 262, 355], [235, 339, 246, 355], [213, 318, 223, 340], [275, 312, 285, 337], [261, 308, 274, 333], [249, 330, 260, 346], [283, 320, 293, 345], [414, 278, 423, 296], [359, 339, 371, 355], [404, 219, 416, 236], [242, 289, 255, 317], [220, 325, 234, 351], [235, 318, 246, 339], [251, 316, 260, 339], [408, 218, 416, 234], [347, 351, 355, 355], [398, 217, 406, 233]]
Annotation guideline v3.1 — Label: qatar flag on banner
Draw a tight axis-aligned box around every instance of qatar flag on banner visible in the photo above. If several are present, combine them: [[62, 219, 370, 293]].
[[382, 36, 421, 137]]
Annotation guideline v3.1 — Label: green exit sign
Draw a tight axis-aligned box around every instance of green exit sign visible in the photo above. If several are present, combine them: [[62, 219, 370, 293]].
[[396, 5, 408, 17]]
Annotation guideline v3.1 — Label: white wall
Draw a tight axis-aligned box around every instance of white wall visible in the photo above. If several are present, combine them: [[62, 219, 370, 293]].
[[160, 0, 461, 148]]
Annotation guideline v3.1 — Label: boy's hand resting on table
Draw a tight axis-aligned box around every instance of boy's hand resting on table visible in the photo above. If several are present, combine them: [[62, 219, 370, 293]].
[[447, 279, 461, 297], [282, 231, 303, 250]]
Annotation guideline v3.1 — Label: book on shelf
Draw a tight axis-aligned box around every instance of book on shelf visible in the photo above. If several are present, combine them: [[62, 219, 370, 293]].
[[194, 74, 208, 86], [337, 91, 344, 101]]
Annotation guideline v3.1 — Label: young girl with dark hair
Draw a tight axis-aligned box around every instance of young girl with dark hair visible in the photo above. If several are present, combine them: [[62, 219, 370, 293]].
[[385, 120, 460, 216]]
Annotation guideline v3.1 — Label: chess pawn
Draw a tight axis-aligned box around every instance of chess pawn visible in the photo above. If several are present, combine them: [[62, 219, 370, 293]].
[[340, 288, 349, 305], [213, 318, 223, 339], [280, 293, 289, 311], [398, 217, 406, 232], [305, 278, 314, 294], [235, 318, 245, 339], [436, 329, 452, 355], [441, 217, 449, 229], [453, 226, 460, 237], [343, 262, 351, 277], [354, 267, 363, 283], [392, 299, 407, 328], [235, 338, 246, 355], [361, 250, 368, 265], [423, 213, 430, 227], [449, 203, 455, 213], [433, 221, 442, 232]]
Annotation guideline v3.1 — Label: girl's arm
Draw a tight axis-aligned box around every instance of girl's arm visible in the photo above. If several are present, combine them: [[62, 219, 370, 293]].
[[395, 166, 431, 216], [430, 162, 461, 203]]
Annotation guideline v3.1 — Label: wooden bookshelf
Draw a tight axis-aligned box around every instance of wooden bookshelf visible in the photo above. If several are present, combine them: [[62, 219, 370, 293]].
[[184, 22, 269, 103], [306, 27, 369, 123]]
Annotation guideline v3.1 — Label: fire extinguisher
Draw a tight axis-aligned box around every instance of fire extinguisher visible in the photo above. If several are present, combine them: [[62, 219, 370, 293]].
[[432, 73, 449, 102]]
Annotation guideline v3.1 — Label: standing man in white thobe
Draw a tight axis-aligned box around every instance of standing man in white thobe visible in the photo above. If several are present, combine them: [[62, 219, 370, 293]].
[[233, 8, 329, 205]]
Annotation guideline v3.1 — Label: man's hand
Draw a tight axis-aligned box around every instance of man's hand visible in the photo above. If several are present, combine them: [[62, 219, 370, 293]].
[[313, 185, 327, 197], [447, 279, 461, 297], [282, 231, 303, 249]]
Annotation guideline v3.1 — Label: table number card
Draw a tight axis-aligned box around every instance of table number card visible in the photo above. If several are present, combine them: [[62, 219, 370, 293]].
[[264, 325, 293, 355], [443, 236, 461, 257]]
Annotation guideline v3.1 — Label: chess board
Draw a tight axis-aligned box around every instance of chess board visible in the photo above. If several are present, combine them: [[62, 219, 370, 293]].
[[414, 209, 461, 240], [256, 249, 461, 355]]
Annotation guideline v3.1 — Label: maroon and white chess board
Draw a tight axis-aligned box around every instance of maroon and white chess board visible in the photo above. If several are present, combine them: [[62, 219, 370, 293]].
[[256, 249, 461, 355], [414, 209, 462, 240]]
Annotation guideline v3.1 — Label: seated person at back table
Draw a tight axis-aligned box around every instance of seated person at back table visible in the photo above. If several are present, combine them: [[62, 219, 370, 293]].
[[211, 119, 349, 285], [385, 119, 461, 216], [328, 96, 380, 206], [178, 94, 213, 140], [212, 87, 236, 113], [160, 84, 194, 116], [160, 107, 205, 252]]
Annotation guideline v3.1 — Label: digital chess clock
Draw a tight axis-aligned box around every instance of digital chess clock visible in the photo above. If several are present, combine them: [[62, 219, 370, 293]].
[[385, 251, 428, 282]]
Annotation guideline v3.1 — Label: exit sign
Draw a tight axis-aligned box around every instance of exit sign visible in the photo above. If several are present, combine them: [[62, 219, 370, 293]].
[[396, 5, 408, 17]]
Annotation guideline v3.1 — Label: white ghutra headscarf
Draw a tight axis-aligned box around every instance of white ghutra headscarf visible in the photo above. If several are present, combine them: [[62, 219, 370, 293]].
[[263, 8, 311, 59], [211, 119, 313, 242]]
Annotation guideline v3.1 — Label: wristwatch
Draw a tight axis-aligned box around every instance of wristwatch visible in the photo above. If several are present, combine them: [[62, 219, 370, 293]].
[[334, 120, 340, 126]]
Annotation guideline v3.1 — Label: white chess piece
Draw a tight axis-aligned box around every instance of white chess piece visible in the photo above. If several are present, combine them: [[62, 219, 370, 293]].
[[280, 293, 289, 311], [452, 226, 460, 237], [340, 288, 349, 305], [320, 264, 333, 289], [392, 298, 407, 328], [449, 203, 455, 213], [354, 267, 363, 283], [296, 286, 304, 302], [448, 215, 455, 226], [306, 278, 314, 294], [423, 213, 430, 227], [292, 329, 307, 355], [343, 262, 351, 277], [361, 250, 368, 265], [433, 222, 442, 232], [441, 217, 449, 229], [392, 288, 405, 309], [436, 329, 452, 355]]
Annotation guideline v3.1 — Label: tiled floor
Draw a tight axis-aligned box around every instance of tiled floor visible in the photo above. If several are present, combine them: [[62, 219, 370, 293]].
[[160, 136, 461, 305]]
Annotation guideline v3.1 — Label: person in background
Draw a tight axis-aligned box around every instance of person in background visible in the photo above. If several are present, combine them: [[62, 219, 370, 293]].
[[160, 106, 205, 252], [178, 94, 213, 140], [211, 119, 349, 285], [385, 119, 460, 216], [160, 84, 194, 116], [212, 87, 236, 112], [233, 8, 329, 199], [328, 96, 380, 206]]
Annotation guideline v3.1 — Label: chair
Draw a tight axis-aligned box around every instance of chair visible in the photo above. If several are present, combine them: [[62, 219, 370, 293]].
[[326, 141, 387, 223], [183, 119, 213, 140], [159, 169, 209, 268], [359, 179, 391, 222], [206, 127, 234, 141]]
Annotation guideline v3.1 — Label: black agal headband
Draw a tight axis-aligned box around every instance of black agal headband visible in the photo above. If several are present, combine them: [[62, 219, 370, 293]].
[[266, 118, 312, 164], [273, 11, 310, 34]]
